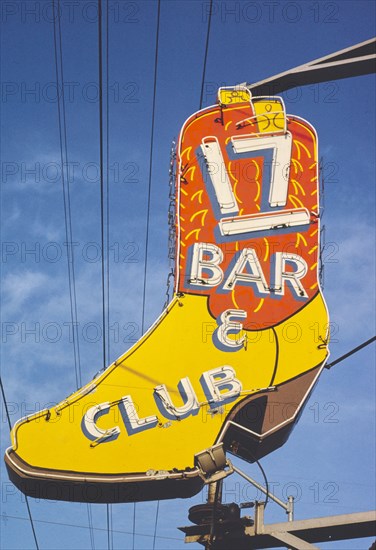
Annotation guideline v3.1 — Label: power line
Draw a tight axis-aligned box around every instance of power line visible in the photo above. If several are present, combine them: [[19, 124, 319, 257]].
[[98, 0, 107, 371], [1, 513, 182, 542], [0, 376, 12, 430], [140, 0, 161, 335], [98, 2, 113, 549], [152, 500, 160, 550], [138, 6, 161, 546], [105, 0, 111, 365], [199, 0, 213, 109], [87, 504, 96, 550], [24, 497, 40, 550], [0, 376, 40, 550], [52, 2, 94, 548], [106, 503, 113, 550], [326, 336, 376, 369], [132, 502, 136, 550], [52, 0, 82, 389], [253, 456, 269, 509]]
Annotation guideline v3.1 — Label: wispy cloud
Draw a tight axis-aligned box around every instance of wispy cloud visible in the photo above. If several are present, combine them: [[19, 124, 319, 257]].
[[324, 218, 375, 343], [2, 270, 50, 313]]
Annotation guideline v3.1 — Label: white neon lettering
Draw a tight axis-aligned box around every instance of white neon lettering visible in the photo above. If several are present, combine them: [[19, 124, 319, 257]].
[[223, 248, 269, 294], [273, 252, 308, 298], [119, 396, 158, 434], [82, 367, 244, 442], [154, 377, 200, 420], [219, 208, 310, 236], [231, 133, 292, 207], [200, 136, 238, 214], [189, 242, 224, 287], [201, 366, 242, 406], [216, 309, 247, 350], [198, 132, 310, 237], [83, 402, 120, 441]]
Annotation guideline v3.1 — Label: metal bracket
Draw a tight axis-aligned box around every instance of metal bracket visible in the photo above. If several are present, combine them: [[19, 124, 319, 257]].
[[244, 37, 376, 95]]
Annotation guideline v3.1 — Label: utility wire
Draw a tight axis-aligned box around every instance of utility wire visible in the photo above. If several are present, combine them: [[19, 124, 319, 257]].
[[241, 449, 270, 509], [53, 2, 95, 548], [106, 503, 112, 550], [152, 500, 160, 550], [199, 0, 213, 109], [98, 0, 107, 371], [254, 456, 269, 509], [326, 336, 376, 369], [0, 376, 40, 550], [52, 0, 82, 389], [138, 6, 161, 547], [132, 502, 136, 550], [87, 504, 96, 550], [106, 2, 113, 545], [24, 497, 40, 550], [98, 2, 113, 549], [0, 376, 12, 430], [105, 0, 111, 365], [140, 0, 161, 335], [3, 513, 182, 541]]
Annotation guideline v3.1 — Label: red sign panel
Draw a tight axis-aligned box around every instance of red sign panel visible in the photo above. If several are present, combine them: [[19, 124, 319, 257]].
[[177, 93, 320, 335]]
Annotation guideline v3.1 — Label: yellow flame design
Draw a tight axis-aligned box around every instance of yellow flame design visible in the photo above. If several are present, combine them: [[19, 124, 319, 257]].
[[190, 209, 208, 226], [253, 298, 264, 313], [294, 139, 312, 159], [231, 289, 240, 309], [296, 233, 308, 248], [263, 238, 270, 261], [185, 166, 196, 181], [291, 179, 306, 196], [185, 228, 201, 241], [181, 146, 192, 161], [291, 158, 303, 173], [191, 190, 203, 204], [289, 195, 305, 209]]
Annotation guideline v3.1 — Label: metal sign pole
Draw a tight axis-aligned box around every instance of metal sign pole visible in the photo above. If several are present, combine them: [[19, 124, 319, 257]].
[[206, 480, 223, 550]]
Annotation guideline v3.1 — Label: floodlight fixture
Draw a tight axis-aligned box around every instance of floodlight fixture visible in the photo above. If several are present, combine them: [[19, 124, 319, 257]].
[[194, 443, 233, 484]]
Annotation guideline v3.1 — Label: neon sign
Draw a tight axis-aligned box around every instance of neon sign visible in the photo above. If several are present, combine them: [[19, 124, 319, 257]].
[[5, 87, 329, 503]]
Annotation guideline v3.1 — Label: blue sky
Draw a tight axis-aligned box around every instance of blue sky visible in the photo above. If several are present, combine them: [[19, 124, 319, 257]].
[[0, 1, 375, 549]]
